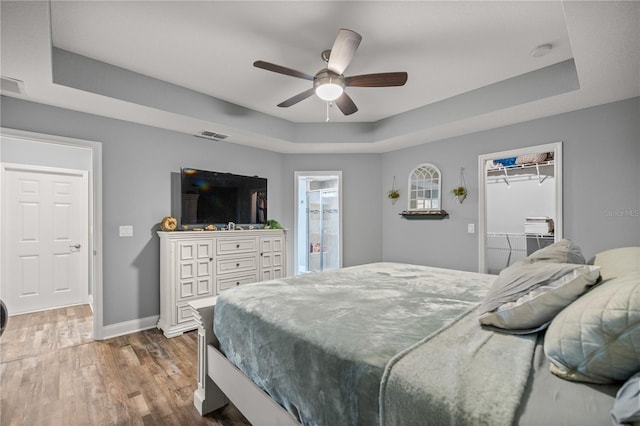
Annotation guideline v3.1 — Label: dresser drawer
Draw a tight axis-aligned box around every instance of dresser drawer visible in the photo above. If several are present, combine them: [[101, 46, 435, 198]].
[[216, 255, 258, 275], [217, 273, 259, 292], [216, 238, 258, 255]]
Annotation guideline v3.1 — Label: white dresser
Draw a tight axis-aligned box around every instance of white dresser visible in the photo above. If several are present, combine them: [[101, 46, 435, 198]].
[[157, 229, 286, 337]]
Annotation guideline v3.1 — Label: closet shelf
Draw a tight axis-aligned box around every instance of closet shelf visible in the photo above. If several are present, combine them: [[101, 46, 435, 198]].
[[400, 210, 448, 220], [487, 160, 555, 175], [487, 160, 554, 186]]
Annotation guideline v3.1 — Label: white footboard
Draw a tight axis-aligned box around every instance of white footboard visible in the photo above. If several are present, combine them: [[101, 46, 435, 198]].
[[189, 297, 299, 425], [188, 297, 229, 415]]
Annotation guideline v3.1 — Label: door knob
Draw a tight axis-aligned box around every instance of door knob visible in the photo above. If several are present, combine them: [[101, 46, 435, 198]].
[[69, 244, 81, 249]]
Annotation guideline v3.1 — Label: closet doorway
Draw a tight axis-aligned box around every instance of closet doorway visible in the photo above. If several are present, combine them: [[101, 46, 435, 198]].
[[478, 142, 563, 273], [294, 172, 342, 275]]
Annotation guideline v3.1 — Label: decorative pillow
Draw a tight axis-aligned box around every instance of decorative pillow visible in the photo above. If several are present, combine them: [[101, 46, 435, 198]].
[[611, 371, 640, 425], [525, 239, 586, 265], [544, 272, 640, 384], [478, 263, 600, 334], [594, 247, 640, 281]]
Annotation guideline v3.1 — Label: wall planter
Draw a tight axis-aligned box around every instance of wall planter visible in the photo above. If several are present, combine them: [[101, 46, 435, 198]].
[[452, 187, 467, 203], [452, 167, 468, 204], [387, 176, 400, 205]]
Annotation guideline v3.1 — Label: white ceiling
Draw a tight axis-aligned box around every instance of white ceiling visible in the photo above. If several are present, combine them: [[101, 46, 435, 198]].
[[49, 1, 574, 123], [1, 1, 639, 153]]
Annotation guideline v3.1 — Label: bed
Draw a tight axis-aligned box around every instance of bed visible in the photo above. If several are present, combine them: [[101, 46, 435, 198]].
[[190, 243, 639, 426]]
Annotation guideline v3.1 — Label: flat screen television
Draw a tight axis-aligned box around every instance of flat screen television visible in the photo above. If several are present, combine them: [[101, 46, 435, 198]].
[[180, 168, 267, 225]]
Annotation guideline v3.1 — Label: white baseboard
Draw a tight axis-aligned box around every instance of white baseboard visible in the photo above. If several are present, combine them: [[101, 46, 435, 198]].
[[100, 315, 159, 340]]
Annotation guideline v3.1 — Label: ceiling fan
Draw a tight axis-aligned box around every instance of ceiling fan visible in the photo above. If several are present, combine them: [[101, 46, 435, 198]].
[[254, 29, 408, 116]]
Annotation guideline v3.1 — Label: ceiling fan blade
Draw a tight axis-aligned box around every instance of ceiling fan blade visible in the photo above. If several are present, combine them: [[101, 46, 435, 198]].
[[254, 60, 314, 81], [334, 92, 358, 116], [327, 29, 362, 75], [277, 88, 316, 108], [346, 72, 408, 87]]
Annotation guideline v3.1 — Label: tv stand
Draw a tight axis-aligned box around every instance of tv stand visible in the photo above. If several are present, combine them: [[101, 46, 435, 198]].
[[157, 229, 286, 337]]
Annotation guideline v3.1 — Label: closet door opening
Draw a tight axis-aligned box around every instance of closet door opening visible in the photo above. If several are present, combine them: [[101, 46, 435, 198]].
[[478, 142, 563, 273], [294, 172, 342, 275]]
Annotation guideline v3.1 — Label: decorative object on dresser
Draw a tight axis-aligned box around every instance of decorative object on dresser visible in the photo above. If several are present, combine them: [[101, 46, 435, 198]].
[[160, 216, 178, 231], [157, 229, 285, 338]]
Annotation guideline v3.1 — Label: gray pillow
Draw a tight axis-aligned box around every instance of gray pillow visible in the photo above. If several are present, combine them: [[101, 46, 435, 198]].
[[544, 272, 640, 384], [594, 246, 640, 281], [478, 264, 600, 334], [526, 239, 586, 264], [478, 263, 600, 334]]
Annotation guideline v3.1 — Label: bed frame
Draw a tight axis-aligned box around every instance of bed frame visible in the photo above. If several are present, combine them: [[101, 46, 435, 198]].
[[188, 298, 299, 425]]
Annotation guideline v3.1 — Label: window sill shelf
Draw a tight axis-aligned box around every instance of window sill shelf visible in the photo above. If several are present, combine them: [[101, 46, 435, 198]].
[[400, 210, 449, 220]]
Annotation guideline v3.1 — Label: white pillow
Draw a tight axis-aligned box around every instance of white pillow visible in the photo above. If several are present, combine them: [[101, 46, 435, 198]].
[[544, 273, 640, 384], [479, 264, 600, 334]]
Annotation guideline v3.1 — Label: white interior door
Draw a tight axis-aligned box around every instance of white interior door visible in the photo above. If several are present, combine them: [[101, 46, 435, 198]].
[[1, 163, 89, 314]]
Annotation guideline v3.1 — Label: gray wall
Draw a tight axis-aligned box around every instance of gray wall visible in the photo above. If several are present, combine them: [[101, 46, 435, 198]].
[[281, 154, 384, 269], [2, 96, 638, 326], [0, 96, 384, 326], [1, 96, 284, 326], [1, 137, 92, 170], [382, 97, 640, 270]]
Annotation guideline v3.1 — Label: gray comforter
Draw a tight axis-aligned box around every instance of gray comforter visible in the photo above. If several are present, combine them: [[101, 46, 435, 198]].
[[380, 307, 538, 426], [214, 262, 494, 426]]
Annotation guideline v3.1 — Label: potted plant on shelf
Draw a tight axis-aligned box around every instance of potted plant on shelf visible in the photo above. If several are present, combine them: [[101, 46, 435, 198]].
[[452, 186, 467, 203]]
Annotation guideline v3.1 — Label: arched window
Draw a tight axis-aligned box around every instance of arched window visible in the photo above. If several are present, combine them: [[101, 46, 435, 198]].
[[408, 163, 441, 211]]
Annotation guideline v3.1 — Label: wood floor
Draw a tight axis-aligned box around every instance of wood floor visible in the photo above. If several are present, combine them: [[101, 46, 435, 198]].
[[0, 305, 251, 426]]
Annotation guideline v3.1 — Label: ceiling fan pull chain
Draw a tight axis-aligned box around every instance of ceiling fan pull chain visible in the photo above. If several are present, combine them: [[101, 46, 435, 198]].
[[326, 101, 331, 122]]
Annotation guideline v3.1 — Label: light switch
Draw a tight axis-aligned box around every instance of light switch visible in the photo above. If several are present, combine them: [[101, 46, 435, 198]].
[[119, 225, 133, 237], [467, 224, 475, 234]]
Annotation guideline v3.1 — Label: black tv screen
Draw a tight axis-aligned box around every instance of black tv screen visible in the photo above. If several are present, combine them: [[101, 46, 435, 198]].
[[181, 168, 267, 225]]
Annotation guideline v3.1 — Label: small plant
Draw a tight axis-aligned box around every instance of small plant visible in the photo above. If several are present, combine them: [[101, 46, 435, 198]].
[[452, 186, 468, 204], [452, 186, 467, 197], [387, 189, 400, 199], [265, 219, 282, 229]]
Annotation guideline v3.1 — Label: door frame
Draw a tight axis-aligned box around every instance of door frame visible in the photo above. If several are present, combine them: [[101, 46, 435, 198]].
[[477, 141, 563, 273], [0, 127, 104, 339], [294, 171, 343, 275]]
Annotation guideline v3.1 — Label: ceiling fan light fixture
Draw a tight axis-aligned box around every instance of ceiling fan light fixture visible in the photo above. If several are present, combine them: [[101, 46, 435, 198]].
[[315, 81, 344, 101], [314, 70, 345, 101]]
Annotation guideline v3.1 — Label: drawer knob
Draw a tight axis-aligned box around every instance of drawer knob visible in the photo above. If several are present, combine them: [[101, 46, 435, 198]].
[[236, 244, 240, 248], [236, 282, 240, 286], [236, 263, 240, 267]]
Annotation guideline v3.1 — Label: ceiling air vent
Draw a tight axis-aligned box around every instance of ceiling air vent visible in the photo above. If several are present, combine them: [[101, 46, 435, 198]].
[[196, 130, 229, 141], [1, 76, 25, 95]]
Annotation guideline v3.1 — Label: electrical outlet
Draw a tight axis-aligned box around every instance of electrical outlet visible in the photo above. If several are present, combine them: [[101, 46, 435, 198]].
[[467, 224, 475, 234], [119, 225, 133, 237]]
